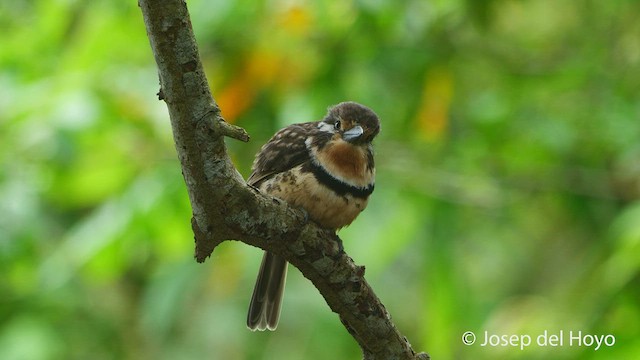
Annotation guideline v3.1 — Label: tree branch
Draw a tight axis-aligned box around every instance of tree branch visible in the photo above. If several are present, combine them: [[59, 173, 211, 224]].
[[138, 1, 428, 359]]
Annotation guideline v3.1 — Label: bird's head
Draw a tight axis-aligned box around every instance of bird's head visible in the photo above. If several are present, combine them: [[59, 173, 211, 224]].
[[321, 102, 380, 145]]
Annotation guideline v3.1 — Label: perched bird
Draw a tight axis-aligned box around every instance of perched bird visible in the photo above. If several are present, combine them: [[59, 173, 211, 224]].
[[246, 101, 380, 331]]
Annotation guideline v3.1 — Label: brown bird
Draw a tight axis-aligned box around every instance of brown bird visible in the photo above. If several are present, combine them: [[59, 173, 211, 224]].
[[246, 101, 380, 331]]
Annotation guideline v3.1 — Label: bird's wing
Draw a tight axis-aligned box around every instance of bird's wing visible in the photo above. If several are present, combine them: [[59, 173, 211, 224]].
[[247, 122, 317, 187]]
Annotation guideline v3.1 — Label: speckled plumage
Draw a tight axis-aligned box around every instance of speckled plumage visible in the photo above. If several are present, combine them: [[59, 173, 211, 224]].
[[247, 102, 380, 331]]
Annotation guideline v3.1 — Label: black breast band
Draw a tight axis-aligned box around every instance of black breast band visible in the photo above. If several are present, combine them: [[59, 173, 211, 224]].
[[303, 161, 374, 199]]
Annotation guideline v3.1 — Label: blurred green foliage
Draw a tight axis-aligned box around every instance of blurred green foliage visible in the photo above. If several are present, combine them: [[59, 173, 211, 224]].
[[2, 0, 640, 359]]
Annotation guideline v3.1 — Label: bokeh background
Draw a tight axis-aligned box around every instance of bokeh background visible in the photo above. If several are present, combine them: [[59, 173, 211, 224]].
[[2, 0, 640, 359]]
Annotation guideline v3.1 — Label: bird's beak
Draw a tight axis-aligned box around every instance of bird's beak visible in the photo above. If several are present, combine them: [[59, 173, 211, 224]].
[[343, 125, 364, 141]]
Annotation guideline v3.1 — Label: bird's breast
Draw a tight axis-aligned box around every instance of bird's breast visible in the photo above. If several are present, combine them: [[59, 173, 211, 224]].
[[309, 139, 374, 188], [259, 166, 369, 229]]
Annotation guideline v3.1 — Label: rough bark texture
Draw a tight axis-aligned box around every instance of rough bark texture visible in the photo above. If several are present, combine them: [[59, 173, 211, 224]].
[[139, 1, 428, 359]]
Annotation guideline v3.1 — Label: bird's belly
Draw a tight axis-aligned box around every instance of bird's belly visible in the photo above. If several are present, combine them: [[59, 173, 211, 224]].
[[260, 166, 369, 229]]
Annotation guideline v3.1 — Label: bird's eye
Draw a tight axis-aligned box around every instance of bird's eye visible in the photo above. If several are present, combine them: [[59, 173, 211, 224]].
[[334, 120, 341, 130]]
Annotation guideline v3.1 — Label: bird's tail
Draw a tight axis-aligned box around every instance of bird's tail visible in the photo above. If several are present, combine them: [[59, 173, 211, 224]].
[[247, 252, 288, 331]]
